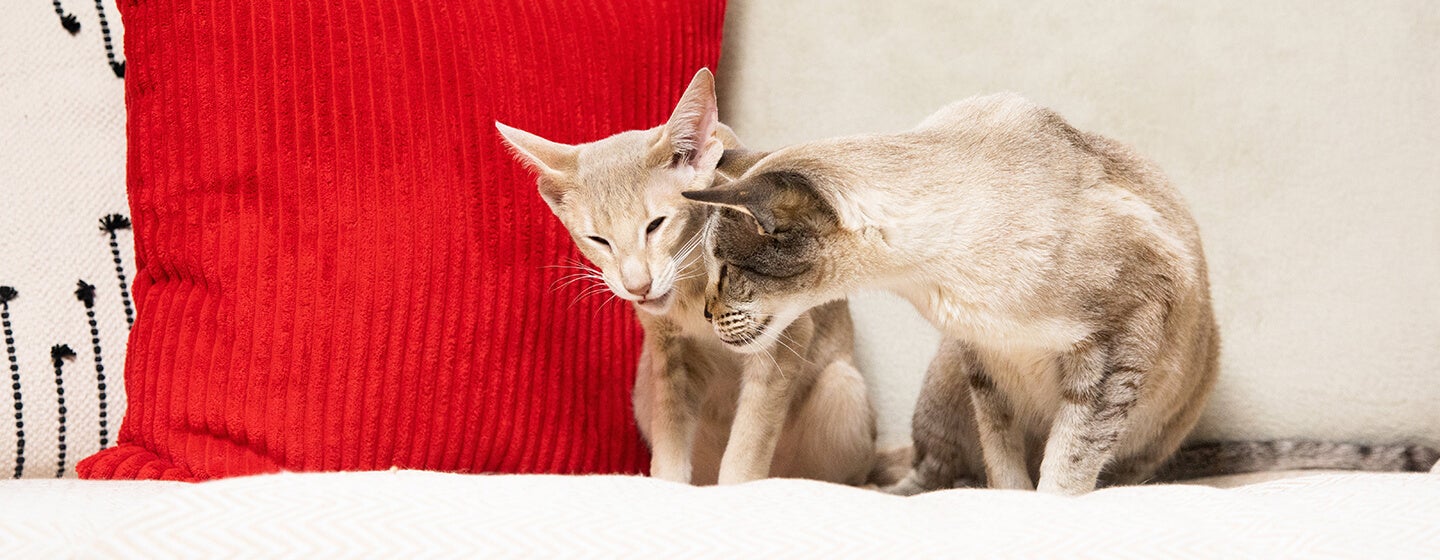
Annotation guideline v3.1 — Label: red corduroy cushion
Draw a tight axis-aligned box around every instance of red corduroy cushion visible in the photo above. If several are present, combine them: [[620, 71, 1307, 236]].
[[77, 0, 726, 481]]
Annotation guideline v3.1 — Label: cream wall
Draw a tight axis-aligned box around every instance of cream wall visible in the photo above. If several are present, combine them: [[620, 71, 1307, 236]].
[[717, 1, 1440, 448]]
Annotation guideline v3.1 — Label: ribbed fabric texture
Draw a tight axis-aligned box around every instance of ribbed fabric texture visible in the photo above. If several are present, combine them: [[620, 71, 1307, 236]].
[[77, 0, 727, 481]]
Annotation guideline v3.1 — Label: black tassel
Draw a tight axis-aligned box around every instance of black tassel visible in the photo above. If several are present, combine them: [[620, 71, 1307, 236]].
[[50, 344, 75, 478], [60, 14, 81, 34], [52, 1, 81, 34], [74, 280, 110, 448], [74, 280, 96, 307], [49, 345, 75, 365], [98, 214, 131, 232], [98, 215, 134, 328], [2, 286, 24, 478], [93, 0, 125, 79]]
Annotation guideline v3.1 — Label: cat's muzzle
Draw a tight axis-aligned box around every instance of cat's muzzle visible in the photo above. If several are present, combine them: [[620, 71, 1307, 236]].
[[712, 311, 772, 347]]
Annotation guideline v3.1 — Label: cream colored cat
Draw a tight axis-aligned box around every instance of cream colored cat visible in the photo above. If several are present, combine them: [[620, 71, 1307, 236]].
[[496, 69, 878, 486], [683, 93, 1220, 495]]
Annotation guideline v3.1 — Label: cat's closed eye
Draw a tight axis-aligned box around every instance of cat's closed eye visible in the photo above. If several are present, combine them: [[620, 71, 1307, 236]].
[[646, 217, 667, 234], [734, 263, 773, 279], [586, 235, 611, 249], [732, 258, 809, 280]]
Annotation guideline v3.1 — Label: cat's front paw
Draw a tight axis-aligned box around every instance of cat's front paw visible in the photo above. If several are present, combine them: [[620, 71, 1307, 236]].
[[716, 464, 767, 485], [1036, 477, 1091, 496], [878, 469, 972, 496], [649, 457, 692, 484]]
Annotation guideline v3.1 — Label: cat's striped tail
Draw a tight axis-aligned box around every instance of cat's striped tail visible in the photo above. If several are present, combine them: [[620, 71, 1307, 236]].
[[1151, 440, 1440, 482]]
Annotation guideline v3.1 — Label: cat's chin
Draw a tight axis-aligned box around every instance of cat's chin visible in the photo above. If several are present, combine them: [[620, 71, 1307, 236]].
[[718, 336, 766, 354], [716, 330, 778, 355], [714, 322, 777, 354], [632, 291, 673, 315]]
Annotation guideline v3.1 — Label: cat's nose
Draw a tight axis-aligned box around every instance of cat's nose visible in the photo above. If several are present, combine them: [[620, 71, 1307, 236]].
[[618, 258, 652, 299], [623, 278, 652, 298]]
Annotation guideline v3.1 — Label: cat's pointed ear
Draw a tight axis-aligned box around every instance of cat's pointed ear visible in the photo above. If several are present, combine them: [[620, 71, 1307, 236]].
[[682, 171, 836, 236], [715, 149, 770, 183], [496, 122, 579, 208], [495, 121, 579, 178], [657, 68, 722, 169]]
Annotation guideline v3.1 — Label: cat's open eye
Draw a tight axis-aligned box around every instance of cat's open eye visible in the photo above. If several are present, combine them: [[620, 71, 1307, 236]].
[[646, 217, 667, 234], [587, 236, 611, 249]]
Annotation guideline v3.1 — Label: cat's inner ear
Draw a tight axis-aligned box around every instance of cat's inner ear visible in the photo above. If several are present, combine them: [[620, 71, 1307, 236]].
[[682, 171, 836, 236], [495, 122, 579, 206], [654, 68, 721, 169]]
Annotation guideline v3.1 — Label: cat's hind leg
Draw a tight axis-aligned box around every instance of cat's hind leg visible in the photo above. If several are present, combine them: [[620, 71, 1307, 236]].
[[1037, 305, 1164, 495], [1101, 373, 1212, 487], [884, 339, 985, 495], [775, 358, 877, 486]]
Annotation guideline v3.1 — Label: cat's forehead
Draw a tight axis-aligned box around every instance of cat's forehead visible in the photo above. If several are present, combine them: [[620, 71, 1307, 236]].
[[574, 129, 660, 182], [568, 131, 690, 205], [711, 209, 815, 279]]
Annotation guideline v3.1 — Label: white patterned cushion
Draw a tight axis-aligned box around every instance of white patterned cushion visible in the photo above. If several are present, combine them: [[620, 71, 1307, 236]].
[[0, 1, 131, 478]]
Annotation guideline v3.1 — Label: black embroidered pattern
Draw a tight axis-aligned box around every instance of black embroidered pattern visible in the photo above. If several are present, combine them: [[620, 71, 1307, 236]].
[[0, 212, 134, 476], [50, 0, 124, 78], [74, 280, 110, 448], [51, 0, 81, 34], [50, 344, 75, 478], [2, 286, 24, 479], [92, 0, 124, 78], [99, 214, 134, 329]]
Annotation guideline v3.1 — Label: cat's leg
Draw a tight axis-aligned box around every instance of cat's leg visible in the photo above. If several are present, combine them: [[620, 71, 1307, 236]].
[[716, 350, 802, 484], [1101, 426, 1184, 488], [716, 316, 818, 485], [777, 358, 877, 486], [637, 335, 702, 483], [1101, 375, 1210, 487], [1038, 310, 1161, 495], [885, 339, 985, 495], [968, 361, 1034, 491], [1106, 322, 1218, 487]]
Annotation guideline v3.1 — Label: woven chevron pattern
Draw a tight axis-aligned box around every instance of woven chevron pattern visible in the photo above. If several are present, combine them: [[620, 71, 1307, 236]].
[[1, 471, 1437, 558]]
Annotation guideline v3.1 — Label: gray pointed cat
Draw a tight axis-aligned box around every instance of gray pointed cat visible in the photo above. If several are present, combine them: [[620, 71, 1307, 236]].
[[886, 340, 1437, 494], [496, 69, 879, 486], [682, 93, 1438, 494]]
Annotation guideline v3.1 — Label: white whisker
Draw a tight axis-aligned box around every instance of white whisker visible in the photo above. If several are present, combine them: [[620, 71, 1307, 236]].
[[543, 264, 598, 272], [569, 284, 614, 308], [770, 332, 812, 365], [753, 342, 787, 380], [658, 230, 705, 287], [554, 279, 605, 294], [591, 293, 621, 321], [671, 271, 705, 282], [554, 274, 605, 286]]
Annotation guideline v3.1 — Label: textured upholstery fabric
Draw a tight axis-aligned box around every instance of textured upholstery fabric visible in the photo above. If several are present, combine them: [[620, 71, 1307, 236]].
[[0, 0, 131, 479], [3, 471, 1439, 557]]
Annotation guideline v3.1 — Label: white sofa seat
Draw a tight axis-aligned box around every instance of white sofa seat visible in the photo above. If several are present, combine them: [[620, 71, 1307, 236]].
[[3, 471, 1437, 558]]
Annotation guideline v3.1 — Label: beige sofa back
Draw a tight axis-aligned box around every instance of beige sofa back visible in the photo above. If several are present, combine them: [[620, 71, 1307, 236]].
[[718, 0, 1440, 448]]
